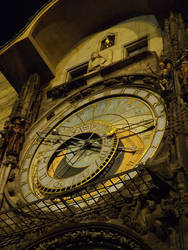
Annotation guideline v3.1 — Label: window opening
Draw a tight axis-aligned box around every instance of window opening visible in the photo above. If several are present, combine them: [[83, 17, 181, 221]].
[[68, 62, 89, 81], [101, 35, 115, 51], [125, 36, 148, 57]]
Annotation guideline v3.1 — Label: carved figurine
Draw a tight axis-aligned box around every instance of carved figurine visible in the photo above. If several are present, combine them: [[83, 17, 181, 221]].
[[119, 197, 142, 233], [10, 73, 41, 126], [0, 163, 12, 208], [158, 61, 173, 91], [0, 74, 41, 209], [5, 117, 25, 161], [138, 199, 166, 239], [176, 49, 188, 102], [177, 49, 188, 85], [103, 36, 113, 48], [88, 52, 107, 72], [147, 60, 173, 91]]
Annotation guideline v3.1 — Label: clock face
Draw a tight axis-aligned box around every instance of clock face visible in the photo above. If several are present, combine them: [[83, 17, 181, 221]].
[[20, 86, 166, 202]]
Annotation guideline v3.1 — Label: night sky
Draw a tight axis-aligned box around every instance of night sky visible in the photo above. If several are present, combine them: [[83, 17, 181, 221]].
[[0, 0, 51, 46]]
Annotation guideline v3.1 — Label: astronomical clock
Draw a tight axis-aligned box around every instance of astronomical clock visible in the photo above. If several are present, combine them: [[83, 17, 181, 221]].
[[20, 86, 166, 203], [1, 1, 188, 248]]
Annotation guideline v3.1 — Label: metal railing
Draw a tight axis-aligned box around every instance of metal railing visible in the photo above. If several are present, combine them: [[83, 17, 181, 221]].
[[0, 166, 153, 247]]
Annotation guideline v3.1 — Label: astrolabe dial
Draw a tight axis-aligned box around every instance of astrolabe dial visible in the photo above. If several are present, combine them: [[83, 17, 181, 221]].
[[20, 86, 166, 202], [37, 120, 118, 193]]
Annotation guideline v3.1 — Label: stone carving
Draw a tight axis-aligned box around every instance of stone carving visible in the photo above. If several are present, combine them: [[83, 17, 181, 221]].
[[47, 74, 158, 100], [163, 13, 187, 63], [10, 73, 42, 127], [119, 192, 180, 249], [4, 117, 25, 161], [138, 200, 162, 236], [147, 61, 173, 91], [158, 61, 173, 91], [0, 164, 12, 208], [88, 50, 112, 72], [176, 49, 188, 85], [119, 198, 142, 233], [116, 160, 187, 249], [88, 52, 106, 72], [176, 49, 188, 102], [0, 118, 26, 207], [0, 131, 6, 163], [23, 226, 150, 250], [0, 74, 42, 209]]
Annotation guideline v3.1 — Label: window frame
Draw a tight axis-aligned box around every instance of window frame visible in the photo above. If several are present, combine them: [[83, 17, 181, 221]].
[[66, 61, 89, 82], [124, 36, 148, 57]]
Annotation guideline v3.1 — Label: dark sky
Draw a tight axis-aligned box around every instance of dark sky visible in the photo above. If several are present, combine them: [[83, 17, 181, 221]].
[[0, 0, 51, 46], [0, 0, 187, 47]]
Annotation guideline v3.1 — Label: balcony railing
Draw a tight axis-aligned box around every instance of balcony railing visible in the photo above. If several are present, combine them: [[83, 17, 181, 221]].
[[0, 166, 154, 248]]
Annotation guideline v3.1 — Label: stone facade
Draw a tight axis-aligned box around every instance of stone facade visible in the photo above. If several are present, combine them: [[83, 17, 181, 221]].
[[0, 1, 187, 249]]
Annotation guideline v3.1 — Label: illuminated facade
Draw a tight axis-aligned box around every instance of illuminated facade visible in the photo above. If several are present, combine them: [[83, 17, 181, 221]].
[[0, 1, 187, 249]]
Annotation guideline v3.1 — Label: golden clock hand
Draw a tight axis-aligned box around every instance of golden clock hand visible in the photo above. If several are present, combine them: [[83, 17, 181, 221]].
[[117, 119, 154, 133], [117, 148, 136, 153], [57, 145, 85, 177], [119, 125, 155, 139], [118, 146, 136, 150], [56, 148, 83, 157], [37, 132, 88, 146], [89, 144, 136, 153], [57, 134, 95, 177], [87, 144, 101, 152], [106, 119, 154, 136], [58, 147, 88, 178], [63, 135, 101, 176]]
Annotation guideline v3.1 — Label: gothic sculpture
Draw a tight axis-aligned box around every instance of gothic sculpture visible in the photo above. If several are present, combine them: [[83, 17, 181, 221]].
[[88, 51, 107, 72], [147, 60, 173, 91], [176, 49, 188, 102], [176, 49, 188, 83], [5, 118, 25, 161], [158, 61, 173, 91], [0, 74, 41, 210]]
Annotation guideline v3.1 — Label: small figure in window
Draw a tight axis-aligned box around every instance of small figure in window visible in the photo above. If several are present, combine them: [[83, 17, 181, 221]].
[[101, 35, 115, 50]]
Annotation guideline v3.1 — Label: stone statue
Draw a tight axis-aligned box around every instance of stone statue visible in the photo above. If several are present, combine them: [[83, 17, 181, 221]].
[[138, 199, 166, 239], [177, 49, 188, 85], [0, 118, 26, 207], [0, 74, 41, 209], [5, 117, 25, 161], [88, 50, 113, 72], [88, 52, 107, 72], [147, 60, 173, 91], [0, 163, 12, 208], [158, 61, 173, 91], [10, 73, 41, 127], [119, 197, 142, 233], [176, 49, 188, 102]]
